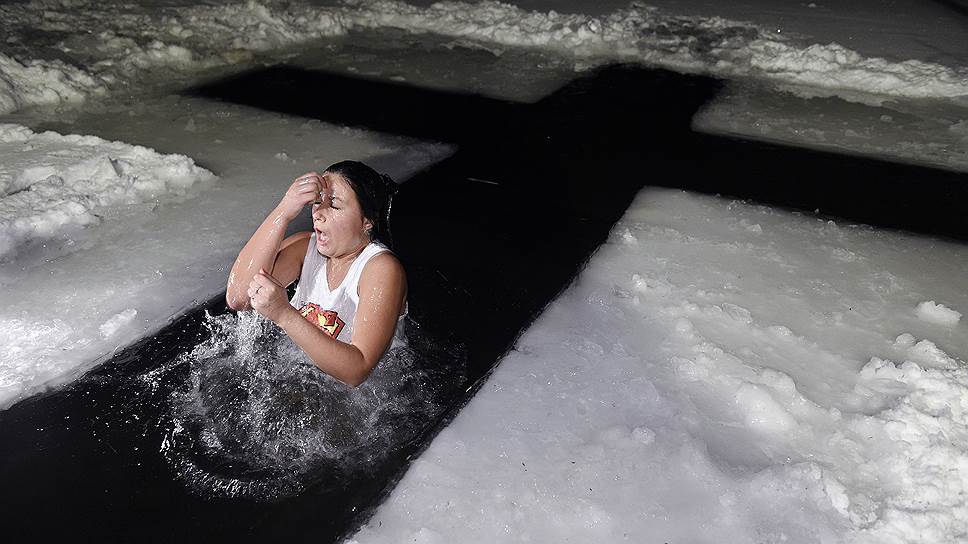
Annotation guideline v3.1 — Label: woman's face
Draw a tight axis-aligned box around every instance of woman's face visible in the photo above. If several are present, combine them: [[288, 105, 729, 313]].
[[311, 173, 371, 258]]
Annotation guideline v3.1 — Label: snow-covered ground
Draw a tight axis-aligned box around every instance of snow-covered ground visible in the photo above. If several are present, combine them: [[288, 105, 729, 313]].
[[1, 0, 967, 542], [3, 0, 966, 175], [694, 81, 968, 174], [350, 188, 968, 544], [2, 0, 967, 112]]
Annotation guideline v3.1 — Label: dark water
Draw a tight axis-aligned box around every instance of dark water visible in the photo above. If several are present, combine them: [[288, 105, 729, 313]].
[[2, 62, 967, 543], [0, 297, 465, 542], [157, 311, 453, 502]]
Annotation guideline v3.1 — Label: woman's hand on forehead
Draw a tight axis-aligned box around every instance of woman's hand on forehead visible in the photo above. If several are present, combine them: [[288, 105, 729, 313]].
[[321, 172, 347, 203], [301, 172, 332, 208], [297, 171, 322, 184], [310, 174, 344, 214]]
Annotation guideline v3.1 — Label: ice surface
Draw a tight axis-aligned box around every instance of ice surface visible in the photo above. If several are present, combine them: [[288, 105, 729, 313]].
[[639, 0, 968, 174], [340, 0, 968, 99], [282, 27, 580, 103], [0, 94, 449, 408], [694, 80, 968, 174], [351, 188, 968, 544]]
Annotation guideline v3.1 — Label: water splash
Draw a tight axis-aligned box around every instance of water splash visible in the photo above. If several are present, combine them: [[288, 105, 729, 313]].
[[152, 310, 458, 501]]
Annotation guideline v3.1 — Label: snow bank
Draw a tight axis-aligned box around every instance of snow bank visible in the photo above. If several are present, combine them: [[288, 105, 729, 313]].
[[916, 300, 962, 327], [0, 123, 215, 257], [344, 1, 968, 99], [0, 0, 351, 115], [2, 0, 967, 116], [351, 189, 968, 544], [744, 41, 968, 98], [0, 52, 104, 114]]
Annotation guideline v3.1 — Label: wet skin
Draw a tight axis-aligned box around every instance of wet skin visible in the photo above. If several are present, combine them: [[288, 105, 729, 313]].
[[241, 171, 407, 387]]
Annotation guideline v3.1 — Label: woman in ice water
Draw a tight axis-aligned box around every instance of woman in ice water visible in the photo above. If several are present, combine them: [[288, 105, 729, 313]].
[[225, 161, 407, 387]]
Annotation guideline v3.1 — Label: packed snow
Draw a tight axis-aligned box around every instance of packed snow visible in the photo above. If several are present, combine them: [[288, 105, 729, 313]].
[[916, 300, 962, 327], [4, 0, 966, 175], [0, 123, 215, 257], [0, 52, 104, 114], [693, 81, 968, 174], [636, 0, 968, 69], [350, 188, 968, 544], [98, 308, 139, 338], [342, 0, 968, 99], [2, 0, 968, 117], [0, 0, 350, 114]]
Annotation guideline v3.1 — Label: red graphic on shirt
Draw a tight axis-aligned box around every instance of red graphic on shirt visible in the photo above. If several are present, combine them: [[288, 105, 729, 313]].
[[298, 303, 345, 339]]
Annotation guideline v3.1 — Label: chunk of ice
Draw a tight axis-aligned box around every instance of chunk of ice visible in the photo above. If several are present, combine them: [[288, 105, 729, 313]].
[[915, 300, 961, 326]]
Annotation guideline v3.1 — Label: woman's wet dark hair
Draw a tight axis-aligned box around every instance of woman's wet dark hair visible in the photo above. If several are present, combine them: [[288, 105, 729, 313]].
[[324, 160, 399, 248]]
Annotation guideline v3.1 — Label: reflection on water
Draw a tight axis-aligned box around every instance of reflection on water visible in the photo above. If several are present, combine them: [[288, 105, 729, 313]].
[[148, 310, 458, 502]]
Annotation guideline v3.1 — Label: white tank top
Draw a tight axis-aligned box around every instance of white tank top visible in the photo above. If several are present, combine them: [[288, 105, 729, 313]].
[[290, 235, 407, 348]]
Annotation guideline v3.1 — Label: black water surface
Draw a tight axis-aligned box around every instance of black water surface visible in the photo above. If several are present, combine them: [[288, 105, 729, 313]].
[[2, 64, 967, 544], [930, 0, 968, 18]]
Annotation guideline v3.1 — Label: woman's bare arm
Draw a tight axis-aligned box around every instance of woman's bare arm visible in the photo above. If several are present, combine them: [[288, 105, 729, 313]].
[[226, 174, 322, 310], [251, 253, 407, 386], [272, 231, 313, 284]]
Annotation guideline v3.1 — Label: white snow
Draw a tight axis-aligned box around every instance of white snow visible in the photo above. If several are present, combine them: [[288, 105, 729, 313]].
[[693, 81, 968, 174], [342, 1, 968, 99], [0, 52, 104, 114], [99, 308, 138, 338], [0, 0, 351, 115], [2, 0, 965, 176], [2, 0, 967, 117], [0, 123, 215, 257], [351, 188, 968, 544], [916, 300, 962, 327]]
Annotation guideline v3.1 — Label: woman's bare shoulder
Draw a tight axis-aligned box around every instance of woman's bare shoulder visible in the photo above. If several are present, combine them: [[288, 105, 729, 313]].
[[357, 251, 406, 319], [364, 250, 405, 277]]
